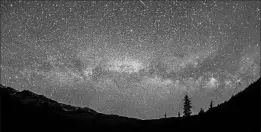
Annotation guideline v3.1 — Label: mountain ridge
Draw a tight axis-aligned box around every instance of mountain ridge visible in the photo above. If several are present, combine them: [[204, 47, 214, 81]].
[[0, 78, 260, 131]]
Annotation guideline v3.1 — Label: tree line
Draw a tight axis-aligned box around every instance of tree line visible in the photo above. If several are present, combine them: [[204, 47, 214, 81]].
[[164, 94, 214, 118]]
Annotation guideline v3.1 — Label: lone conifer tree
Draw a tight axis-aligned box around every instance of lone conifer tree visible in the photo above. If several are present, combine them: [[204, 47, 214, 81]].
[[210, 100, 213, 109], [199, 108, 204, 115], [183, 94, 192, 117]]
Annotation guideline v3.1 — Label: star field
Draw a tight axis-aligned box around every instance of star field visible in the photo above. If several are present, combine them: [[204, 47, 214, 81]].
[[1, 1, 260, 119]]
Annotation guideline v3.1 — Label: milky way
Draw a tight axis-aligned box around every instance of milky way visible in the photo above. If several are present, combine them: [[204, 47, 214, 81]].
[[1, 1, 260, 119]]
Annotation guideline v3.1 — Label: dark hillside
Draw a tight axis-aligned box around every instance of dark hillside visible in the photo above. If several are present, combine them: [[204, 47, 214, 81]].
[[1, 78, 260, 131]]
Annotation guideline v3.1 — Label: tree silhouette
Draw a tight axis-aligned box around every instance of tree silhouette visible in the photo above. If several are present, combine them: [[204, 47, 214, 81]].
[[183, 94, 192, 117], [209, 100, 213, 109], [198, 108, 204, 115]]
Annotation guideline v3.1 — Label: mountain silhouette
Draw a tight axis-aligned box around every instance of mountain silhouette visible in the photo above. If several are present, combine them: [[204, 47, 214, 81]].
[[1, 78, 260, 131]]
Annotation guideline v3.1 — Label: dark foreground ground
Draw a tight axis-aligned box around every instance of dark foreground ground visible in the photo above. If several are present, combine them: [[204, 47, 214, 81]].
[[1, 78, 260, 132]]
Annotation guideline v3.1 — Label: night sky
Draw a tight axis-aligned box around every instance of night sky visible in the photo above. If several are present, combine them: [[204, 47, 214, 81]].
[[1, 1, 260, 119]]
